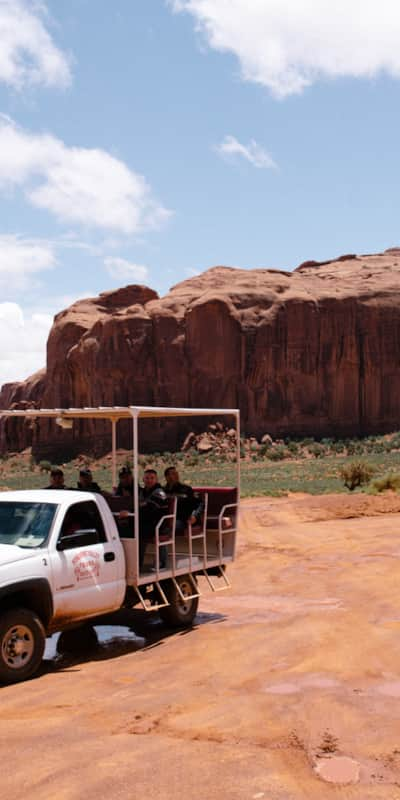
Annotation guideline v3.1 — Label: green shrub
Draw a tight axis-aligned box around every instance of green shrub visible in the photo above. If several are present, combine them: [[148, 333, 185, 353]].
[[340, 460, 375, 491], [346, 440, 364, 456], [38, 460, 52, 472], [331, 441, 345, 453], [370, 472, 400, 493], [308, 443, 325, 458], [267, 445, 287, 461], [300, 437, 315, 447], [286, 441, 299, 455]]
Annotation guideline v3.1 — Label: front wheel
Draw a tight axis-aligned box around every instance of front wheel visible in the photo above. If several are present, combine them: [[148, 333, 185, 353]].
[[0, 608, 46, 684], [158, 575, 199, 628]]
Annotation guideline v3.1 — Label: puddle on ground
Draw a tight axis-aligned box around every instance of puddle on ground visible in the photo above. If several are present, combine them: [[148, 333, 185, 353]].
[[302, 675, 340, 689], [264, 682, 301, 695], [264, 673, 340, 695], [315, 756, 360, 784], [376, 681, 400, 698], [44, 625, 145, 662]]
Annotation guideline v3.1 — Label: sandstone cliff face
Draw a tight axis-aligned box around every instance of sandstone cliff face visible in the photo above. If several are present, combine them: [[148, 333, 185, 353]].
[[1, 250, 400, 456]]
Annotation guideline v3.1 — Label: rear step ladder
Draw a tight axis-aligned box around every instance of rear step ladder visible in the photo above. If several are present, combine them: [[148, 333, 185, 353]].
[[202, 566, 231, 592], [133, 581, 170, 611], [172, 574, 201, 602]]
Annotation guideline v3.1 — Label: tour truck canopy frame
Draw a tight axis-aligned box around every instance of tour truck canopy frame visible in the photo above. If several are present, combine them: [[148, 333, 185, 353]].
[[0, 405, 241, 553]]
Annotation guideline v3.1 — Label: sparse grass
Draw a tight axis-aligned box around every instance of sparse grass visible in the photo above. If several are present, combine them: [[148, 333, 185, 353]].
[[369, 471, 400, 494]]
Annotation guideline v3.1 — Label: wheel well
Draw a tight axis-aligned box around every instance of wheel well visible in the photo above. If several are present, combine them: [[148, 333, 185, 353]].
[[0, 582, 52, 629]]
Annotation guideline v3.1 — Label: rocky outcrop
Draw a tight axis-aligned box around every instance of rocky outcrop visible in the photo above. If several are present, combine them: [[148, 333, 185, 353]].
[[1, 249, 400, 456]]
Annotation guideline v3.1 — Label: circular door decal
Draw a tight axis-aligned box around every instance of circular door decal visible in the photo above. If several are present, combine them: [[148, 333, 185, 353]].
[[72, 550, 100, 581]]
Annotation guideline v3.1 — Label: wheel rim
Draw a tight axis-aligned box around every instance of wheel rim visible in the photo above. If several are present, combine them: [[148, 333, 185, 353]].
[[2, 624, 35, 670], [178, 579, 194, 614]]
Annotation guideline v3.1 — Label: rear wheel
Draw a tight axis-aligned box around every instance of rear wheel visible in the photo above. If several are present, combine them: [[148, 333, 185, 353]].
[[159, 575, 199, 627], [0, 608, 45, 684]]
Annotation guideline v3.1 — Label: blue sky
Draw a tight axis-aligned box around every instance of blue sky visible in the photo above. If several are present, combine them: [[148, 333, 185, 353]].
[[0, 0, 400, 386]]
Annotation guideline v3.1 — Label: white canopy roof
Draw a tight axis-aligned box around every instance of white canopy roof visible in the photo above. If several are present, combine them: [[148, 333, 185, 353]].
[[0, 405, 239, 421]]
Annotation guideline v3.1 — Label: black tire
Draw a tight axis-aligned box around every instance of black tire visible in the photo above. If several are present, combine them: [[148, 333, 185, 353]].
[[0, 608, 46, 684], [158, 575, 199, 628]]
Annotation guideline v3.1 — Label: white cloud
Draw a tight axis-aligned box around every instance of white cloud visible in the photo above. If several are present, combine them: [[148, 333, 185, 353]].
[[217, 135, 277, 168], [0, 117, 171, 233], [0, 289, 97, 388], [104, 257, 149, 282], [0, 0, 71, 89], [0, 234, 55, 291], [0, 302, 51, 386], [171, 0, 400, 97]]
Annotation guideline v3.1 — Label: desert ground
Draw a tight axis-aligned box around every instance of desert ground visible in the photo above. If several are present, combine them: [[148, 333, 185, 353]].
[[3, 493, 400, 799]]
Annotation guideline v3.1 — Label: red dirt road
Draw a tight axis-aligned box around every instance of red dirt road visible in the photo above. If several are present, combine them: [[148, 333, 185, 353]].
[[3, 494, 400, 799]]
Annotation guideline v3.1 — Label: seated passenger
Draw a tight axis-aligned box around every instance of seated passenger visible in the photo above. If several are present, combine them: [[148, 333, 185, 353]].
[[139, 469, 168, 570], [77, 467, 102, 494], [164, 466, 203, 532], [114, 466, 133, 497], [44, 467, 67, 490]]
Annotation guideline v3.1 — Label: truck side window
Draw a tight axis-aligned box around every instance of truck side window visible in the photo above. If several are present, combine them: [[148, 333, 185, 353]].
[[60, 501, 107, 544]]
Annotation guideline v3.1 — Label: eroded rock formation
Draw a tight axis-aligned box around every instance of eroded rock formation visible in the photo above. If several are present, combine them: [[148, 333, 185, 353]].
[[1, 249, 400, 456]]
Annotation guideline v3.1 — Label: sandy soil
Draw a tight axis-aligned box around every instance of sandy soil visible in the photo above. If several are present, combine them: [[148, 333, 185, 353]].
[[3, 493, 400, 799]]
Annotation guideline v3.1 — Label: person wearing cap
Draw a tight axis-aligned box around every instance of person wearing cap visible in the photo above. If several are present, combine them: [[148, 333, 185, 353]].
[[44, 468, 67, 490], [77, 468, 102, 494], [114, 466, 134, 497]]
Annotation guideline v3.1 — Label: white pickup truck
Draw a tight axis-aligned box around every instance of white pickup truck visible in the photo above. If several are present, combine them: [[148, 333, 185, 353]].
[[0, 405, 240, 684]]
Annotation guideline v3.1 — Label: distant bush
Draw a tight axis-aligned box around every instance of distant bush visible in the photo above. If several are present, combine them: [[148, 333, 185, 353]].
[[300, 437, 315, 447], [370, 472, 400, 493], [286, 441, 300, 455], [340, 460, 375, 491], [267, 445, 287, 462], [38, 460, 52, 472], [308, 443, 325, 458], [346, 440, 364, 456], [331, 441, 345, 454]]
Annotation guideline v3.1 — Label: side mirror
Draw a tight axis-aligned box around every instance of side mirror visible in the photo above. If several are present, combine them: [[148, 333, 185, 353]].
[[57, 528, 100, 551]]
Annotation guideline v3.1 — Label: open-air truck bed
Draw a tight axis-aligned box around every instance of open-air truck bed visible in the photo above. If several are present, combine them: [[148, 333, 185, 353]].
[[0, 405, 240, 614]]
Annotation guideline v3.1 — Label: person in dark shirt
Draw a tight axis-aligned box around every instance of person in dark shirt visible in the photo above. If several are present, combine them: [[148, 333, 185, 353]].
[[164, 466, 203, 532], [77, 467, 102, 494], [139, 468, 168, 570], [114, 466, 134, 497], [44, 467, 67, 490]]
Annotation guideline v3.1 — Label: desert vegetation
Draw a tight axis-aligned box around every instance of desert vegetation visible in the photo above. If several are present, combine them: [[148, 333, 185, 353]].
[[1, 428, 400, 497]]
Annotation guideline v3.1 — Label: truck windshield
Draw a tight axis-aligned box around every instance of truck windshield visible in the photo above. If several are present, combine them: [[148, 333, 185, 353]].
[[0, 502, 57, 548]]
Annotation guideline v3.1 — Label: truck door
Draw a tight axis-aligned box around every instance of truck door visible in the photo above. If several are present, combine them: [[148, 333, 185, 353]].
[[49, 499, 121, 619]]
